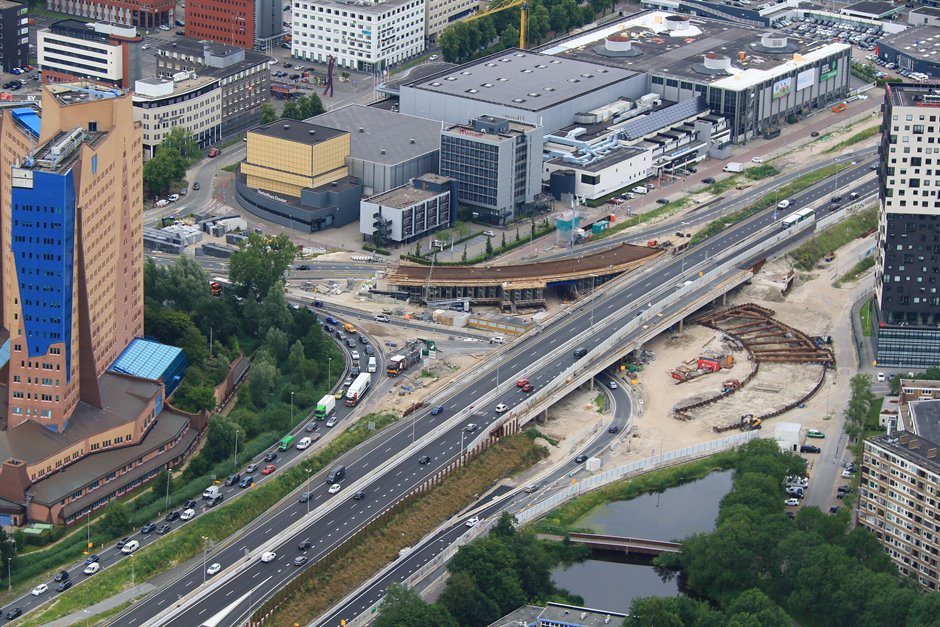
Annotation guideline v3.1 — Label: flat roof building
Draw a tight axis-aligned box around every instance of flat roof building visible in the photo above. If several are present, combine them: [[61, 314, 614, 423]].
[[0, 0, 28, 75], [877, 26, 940, 77], [909, 6, 940, 28], [309, 104, 442, 196], [46, 0, 175, 30], [360, 174, 457, 244], [840, 1, 902, 20], [38, 20, 143, 89], [133, 74, 222, 158]]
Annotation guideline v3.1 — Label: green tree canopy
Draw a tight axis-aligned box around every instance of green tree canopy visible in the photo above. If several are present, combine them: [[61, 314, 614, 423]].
[[228, 232, 298, 301], [161, 127, 201, 164], [374, 584, 458, 627], [282, 93, 325, 120], [259, 103, 277, 125], [143, 148, 186, 197]]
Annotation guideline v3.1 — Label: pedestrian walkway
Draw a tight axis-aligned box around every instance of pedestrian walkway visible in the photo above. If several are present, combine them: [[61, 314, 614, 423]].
[[44, 583, 156, 627]]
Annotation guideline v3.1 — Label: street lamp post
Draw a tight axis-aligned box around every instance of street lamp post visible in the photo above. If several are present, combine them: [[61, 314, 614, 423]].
[[290, 391, 295, 427], [328, 357, 332, 386], [233, 428, 239, 472], [202, 536, 209, 584], [590, 275, 596, 329], [305, 469, 313, 516], [6, 557, 10, 593], [165, 469, 171, 509]]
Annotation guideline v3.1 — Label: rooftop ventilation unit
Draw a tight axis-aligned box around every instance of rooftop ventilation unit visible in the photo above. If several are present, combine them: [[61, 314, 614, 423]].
[[36, 126, 86, 169]]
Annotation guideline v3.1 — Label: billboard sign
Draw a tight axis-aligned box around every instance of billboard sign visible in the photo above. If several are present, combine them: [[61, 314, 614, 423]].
[[796, 68, 815, 91], [820, 60, 838, 81], [772, 77, 792, 99]]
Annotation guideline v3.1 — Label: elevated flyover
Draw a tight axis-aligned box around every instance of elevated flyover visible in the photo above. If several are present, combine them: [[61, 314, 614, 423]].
[[387, 242, 661, 310]]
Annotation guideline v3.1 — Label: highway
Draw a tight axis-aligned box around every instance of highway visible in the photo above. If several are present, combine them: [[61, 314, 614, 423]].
[[317, 373, 631, 626], [115, 156, 879, 626]]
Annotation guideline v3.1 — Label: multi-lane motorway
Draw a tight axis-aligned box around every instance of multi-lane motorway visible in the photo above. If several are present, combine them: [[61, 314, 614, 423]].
[[112, 156, 880, 626]]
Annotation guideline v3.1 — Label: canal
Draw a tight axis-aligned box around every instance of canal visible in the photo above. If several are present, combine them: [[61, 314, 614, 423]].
[[551, 469, 734, 613]]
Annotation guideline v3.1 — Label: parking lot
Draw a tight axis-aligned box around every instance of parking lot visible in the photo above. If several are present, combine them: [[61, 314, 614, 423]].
[[775, 14, 884, 51]]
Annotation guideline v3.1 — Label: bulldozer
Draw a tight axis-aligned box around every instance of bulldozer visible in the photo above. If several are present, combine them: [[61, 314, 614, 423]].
[[739, 414, 762, 431]]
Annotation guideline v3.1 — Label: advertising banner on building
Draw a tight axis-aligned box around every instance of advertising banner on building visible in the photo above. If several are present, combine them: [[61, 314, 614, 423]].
[[796, 68, 815, 91], [820, 60, 838, 81], [772, 77, 792, 99]]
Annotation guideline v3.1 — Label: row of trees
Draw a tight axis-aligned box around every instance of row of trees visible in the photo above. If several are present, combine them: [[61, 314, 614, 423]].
[[376, 514, 582, 627], [439, 0, 618, 64], [641, 439, 940, 626], [142, 127, 201, 197]]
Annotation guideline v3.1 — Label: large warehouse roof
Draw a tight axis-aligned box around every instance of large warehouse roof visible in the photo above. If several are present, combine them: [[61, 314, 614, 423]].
[[541, 11, 849, 89], [309, 104, 442, 165], [879, 25, 940, 65], [403, 49, 636, 112]]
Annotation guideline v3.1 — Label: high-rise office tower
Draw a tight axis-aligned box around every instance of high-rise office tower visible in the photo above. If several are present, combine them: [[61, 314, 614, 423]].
[[874, 84, 940, 368]]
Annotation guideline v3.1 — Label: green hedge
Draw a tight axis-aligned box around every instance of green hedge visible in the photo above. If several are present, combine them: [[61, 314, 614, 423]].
[[362, 244, 391, 256], [789, 207, 877, 271]]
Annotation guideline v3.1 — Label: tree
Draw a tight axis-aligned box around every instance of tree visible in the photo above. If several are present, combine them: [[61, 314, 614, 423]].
[[415, 241, 422, 257], [724, 589, 789, 627], [161, 127, 201, 165], [283, 94, 325, 120], [259, 103, 277, 125], [462, 244, 468, 263], [485, 238, 494, 258], [151, 469, 170, 500], [259, 283, 293, 338], [203, 417, 239, 466], [249, 357, 278, 408], [501, 232, 507, 248], [374, 584, 458, 627], [193, 298, 239, 345], [98, 501, 131, 536], [145, 306, 208, 366], [228, 232, 299, 301], [448, 536, 526, 614], [143, 148, 186, 197], [439, 572, 501, 627], [173, 382, 217, 413]]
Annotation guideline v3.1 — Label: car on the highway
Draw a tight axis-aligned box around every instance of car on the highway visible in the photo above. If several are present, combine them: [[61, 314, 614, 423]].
[[141, 522, 156, 534], [334, 389, 345, 399], [465, 516, 481, 528], [364, 345, 375, 355], [328, 483, 342, 494], [655, 198, 669, 205], [326, 416, 338, 427], [298, 540, 312, 551], [208, 148, 220, 157], [515, 378, 529, 387], [751, 157, 765, 163], [245, 462, 260, 474], [294, 556, 309, 566], [608, 425, 620, 434], [5, 608, 21, 619], [206, 563, 221, 576], [353, 490, 366, 500], [608, 380, 618, 389], [157, 524, 171, 535], [261, 551, 277, 563], [31, 584, 48, 596], [523, 484, 540, 494], [305, 421, 319, 432], [430, 405, 444, 416], [121, 540, 140, 555], [83, 562, 100, 575], [55, 579, 72, 592], [193, 181, 200, 191], [85, 554, 100, 564], [263, 452, 278, 462], [239, 475, 254, 488], [374, 314, 390, 322], [295, 264, 310, 270], [262, 464, 276, 475], [464, 423, 478, 432], [180, 508, 195, 520], [522, 383, 534, 392], [495, 403, 508, 413], [298, 491, 312, 503], [784, 498, 800, 506], [418, 455, 432, 465], [165, 510, 181, 522], [575, 454, 588, 463]]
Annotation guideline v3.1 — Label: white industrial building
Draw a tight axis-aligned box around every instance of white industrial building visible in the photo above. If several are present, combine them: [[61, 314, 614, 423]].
[[291, 0, 425, 72], [360, 174, 456, 244]]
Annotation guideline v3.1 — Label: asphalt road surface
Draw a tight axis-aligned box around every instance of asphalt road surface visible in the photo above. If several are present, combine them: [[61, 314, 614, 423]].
[[110, 157, 879, 627]]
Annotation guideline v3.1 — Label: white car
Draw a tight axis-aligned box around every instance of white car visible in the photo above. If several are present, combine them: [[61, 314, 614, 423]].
[[374, 314, 390, 322], [159, 24, 170, 30], [83, 562, 100, 575], [751, 157, 765, 163], [121, 540, 140, 554], [328, 483, 342, 494], [206, 563, 221, 576], [261, 551, 277, 563], [141, 43, 151, 50], [495, 403, 508, 413], [842, 469, 855, 478], [876, 372, 886, 382], [167, 194, 179, 202], [180, 508, 195, 521], [785, 498, 800, 506], [155, 199, 169, 207], [31, 584, 48, 596], [429, 54, 439, 61], [465, 516, 481, 528]]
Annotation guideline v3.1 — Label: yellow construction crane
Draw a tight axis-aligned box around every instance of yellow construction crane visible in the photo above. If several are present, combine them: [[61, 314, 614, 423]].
[[465, 0, 529, 50]]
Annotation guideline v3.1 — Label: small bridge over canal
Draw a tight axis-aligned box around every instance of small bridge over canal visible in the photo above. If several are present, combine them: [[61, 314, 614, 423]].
[[537, 533, 682, 556]]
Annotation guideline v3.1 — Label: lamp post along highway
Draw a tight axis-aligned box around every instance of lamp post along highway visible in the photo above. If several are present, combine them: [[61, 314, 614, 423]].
[[306, 468, 313, 516], [202, 536, 209, 584]]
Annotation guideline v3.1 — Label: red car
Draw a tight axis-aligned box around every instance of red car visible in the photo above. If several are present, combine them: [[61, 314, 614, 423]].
[[207, 148, 220, 157], [262, 464, 276, 475], [522, 383, 535, 393], [515, 378, 529, 388]]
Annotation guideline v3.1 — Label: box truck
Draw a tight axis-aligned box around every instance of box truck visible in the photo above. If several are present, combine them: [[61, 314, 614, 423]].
[[345, 373, 372, 407], [315, 395, 335, 420], [723, 162, 744, 173]]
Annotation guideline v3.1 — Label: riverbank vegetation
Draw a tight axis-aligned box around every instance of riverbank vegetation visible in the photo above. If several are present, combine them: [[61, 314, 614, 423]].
[[628, 439, 940, 626]]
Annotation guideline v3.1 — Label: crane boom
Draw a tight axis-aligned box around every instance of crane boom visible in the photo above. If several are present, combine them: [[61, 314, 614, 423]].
[[464, 0, 528, 49]]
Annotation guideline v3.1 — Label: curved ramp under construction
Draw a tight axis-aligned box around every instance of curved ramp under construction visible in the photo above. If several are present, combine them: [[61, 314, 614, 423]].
[[386, 242, 661, 311]]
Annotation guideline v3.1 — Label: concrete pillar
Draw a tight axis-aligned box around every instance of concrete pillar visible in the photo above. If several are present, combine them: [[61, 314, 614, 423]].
[[678, 318, 684, 334], [721, 292, 728, 306]]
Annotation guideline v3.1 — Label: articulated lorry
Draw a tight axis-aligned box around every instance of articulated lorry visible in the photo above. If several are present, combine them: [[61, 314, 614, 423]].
[[315, 394, 335, 420], [345, 373, 372, 407], [386, 349, 421, 377]]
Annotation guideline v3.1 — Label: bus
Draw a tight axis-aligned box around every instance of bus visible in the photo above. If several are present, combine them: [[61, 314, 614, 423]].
[[278, 435, 295, 451], [781, 208, 814, 229]]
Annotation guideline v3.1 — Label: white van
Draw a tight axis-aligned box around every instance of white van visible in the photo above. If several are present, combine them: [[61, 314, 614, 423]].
[[374, 314, 390, 322], [368, 356, 377, 373], [203, 485, 221, 500], [121, 540, 140, 554], [296, 437, 312, 450], [777, 199, 791, 209], [633, 186, 649, 195], [490, 336, 504, 344]]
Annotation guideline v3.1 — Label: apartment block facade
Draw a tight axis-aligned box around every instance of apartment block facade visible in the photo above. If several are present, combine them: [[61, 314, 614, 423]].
[[45, 0, 175, 29], [0, 0, 28, 74], [291, 0, 425, 72], [859, 429, 940, 590], [425, 0, 476, 42], [874, 84, 940, 367], [38, 21, 143, 89], [185, 0, 254, 49]]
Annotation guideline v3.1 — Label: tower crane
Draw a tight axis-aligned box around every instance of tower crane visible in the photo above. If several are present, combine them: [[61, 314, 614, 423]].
[[464, 0, 529, 50]]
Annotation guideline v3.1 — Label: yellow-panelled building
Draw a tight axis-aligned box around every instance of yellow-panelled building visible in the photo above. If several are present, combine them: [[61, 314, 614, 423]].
[[242, 121, 350, 198]]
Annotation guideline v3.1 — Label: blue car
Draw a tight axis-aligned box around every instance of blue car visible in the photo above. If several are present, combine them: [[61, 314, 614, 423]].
[[325, 316, 339, 325], [430, 406, 444, 416]]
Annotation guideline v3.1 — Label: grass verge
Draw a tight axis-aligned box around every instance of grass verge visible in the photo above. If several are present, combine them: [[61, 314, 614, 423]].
[[19, 412, 400, 627], [532, 452, 737, 536], [524, 427, 559, 447], [690, 162, 853, 245], [789, 207, 877, 271], [594, 393, 606, 412], [860, 299, 873, 337], [835, 256, 875, 287], [592, 198, 691, 241], [221, 162, 240, 173], [824, 125, 881, 154], [261, 432, 548, 624], [744, 164, 780, 180]]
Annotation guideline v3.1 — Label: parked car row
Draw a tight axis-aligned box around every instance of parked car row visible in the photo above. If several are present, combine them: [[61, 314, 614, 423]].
[[779, 15, 882, 51]]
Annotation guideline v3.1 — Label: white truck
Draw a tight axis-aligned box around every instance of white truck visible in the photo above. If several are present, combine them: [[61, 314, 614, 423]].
[[315, 394, 335, 420], [344, 373, 372, 407], [723, 162, 744, 173]]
